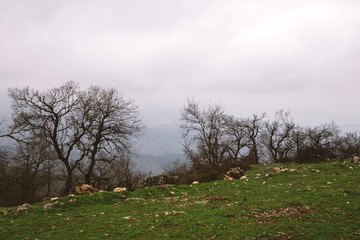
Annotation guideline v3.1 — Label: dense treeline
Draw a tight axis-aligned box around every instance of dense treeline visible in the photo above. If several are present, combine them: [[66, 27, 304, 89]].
[[176, 99, 360, 181]]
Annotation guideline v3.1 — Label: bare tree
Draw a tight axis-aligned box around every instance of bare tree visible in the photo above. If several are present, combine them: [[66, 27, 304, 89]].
[[291, 126, 308, 162], [339, 131, 360, 159], [7, 82, 144, 195], [242, 113, 265, 164], [110, 156, 145, 191], [8, 82, 88, 195], [262, 110, 296, 162], [11, 133, 57, 203], [0, 122, 12, 206], [305, 122, 341, 160], [223, 115, 251, 163], [180, 99, 228, 168], [77, 86, 144, 186]]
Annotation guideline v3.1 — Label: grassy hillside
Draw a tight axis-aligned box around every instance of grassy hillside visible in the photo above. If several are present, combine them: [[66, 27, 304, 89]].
[[1, 160, 359, 239]]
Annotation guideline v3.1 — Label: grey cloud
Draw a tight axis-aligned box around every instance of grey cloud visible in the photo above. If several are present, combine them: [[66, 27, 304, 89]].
[[0, 0, 360, 129]]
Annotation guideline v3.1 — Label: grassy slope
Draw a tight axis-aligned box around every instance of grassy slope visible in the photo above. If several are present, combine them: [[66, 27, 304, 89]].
[[1, 161, 359, 239]]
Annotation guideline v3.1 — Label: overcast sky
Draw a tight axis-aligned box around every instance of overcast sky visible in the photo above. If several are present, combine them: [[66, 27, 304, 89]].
[[1, 0, 360, 130]]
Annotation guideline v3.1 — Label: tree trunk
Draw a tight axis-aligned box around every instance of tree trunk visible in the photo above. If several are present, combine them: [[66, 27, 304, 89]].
[[62, 164, 73, 196]]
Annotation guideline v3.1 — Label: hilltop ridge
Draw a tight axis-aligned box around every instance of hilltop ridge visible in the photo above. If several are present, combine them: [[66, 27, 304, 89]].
[[1, 160, 359, 239]]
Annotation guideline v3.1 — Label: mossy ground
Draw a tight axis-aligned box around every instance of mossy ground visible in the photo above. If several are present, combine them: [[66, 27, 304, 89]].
[[1, 160, 359, 239]]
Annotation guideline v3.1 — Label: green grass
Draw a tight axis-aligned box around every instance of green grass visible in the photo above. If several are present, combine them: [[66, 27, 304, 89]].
[[1, 160, 359, 239]]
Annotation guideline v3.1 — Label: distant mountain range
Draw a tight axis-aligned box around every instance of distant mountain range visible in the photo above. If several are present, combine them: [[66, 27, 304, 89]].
[[134, 124, 186, 175]]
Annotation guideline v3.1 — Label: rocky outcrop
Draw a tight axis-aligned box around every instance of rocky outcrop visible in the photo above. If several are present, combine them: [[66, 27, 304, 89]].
[[224, 167, 245, 180], [75, 184, 98, 195], [15, 203, 32, 213]]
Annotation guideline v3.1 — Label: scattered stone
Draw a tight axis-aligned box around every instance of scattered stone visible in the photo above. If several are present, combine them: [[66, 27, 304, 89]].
[[75, 184, 98, 195], [327, 182, 332, 184], [113, 187, 127, 193], [68, 198, 77, 203], [289, 169, 297, 172], [240, 176, 248, 180], [250, 207, 301, 219], [170, 191, 175, 195], [15, 203, 32, 213], [192, 181, 199, 185], [99, 190, 106, 193], [123, 216, 137, 220], [53, 201, 64, 207], [51, 197, 59, 201], [353, 156, 359, 163], [349, 167, 353, 170], [68, 194, 75, 197]]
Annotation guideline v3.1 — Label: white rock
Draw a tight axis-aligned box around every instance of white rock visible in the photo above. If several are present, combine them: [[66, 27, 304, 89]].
[[43, 203, 52, 211], [113, 187, 127, 192], [192, 181, 199, 185], [53, 201, 64, 207], [15, 203, 32, 213]]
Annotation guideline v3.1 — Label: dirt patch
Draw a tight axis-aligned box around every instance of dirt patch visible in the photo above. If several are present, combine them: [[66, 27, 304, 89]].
[[249, 207, 313, 223], [251, 207, 300, 219]]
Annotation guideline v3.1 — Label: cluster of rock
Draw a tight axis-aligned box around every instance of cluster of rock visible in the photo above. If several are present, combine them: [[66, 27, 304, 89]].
[[15, 203, 32, 214], [352, 156, 359, 163], [223, 167, 246, 180], [41, 185, 127, 211], [75, 184, 98, 194], [43, 197, 64, 211], [1, 203, 33, 215]]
